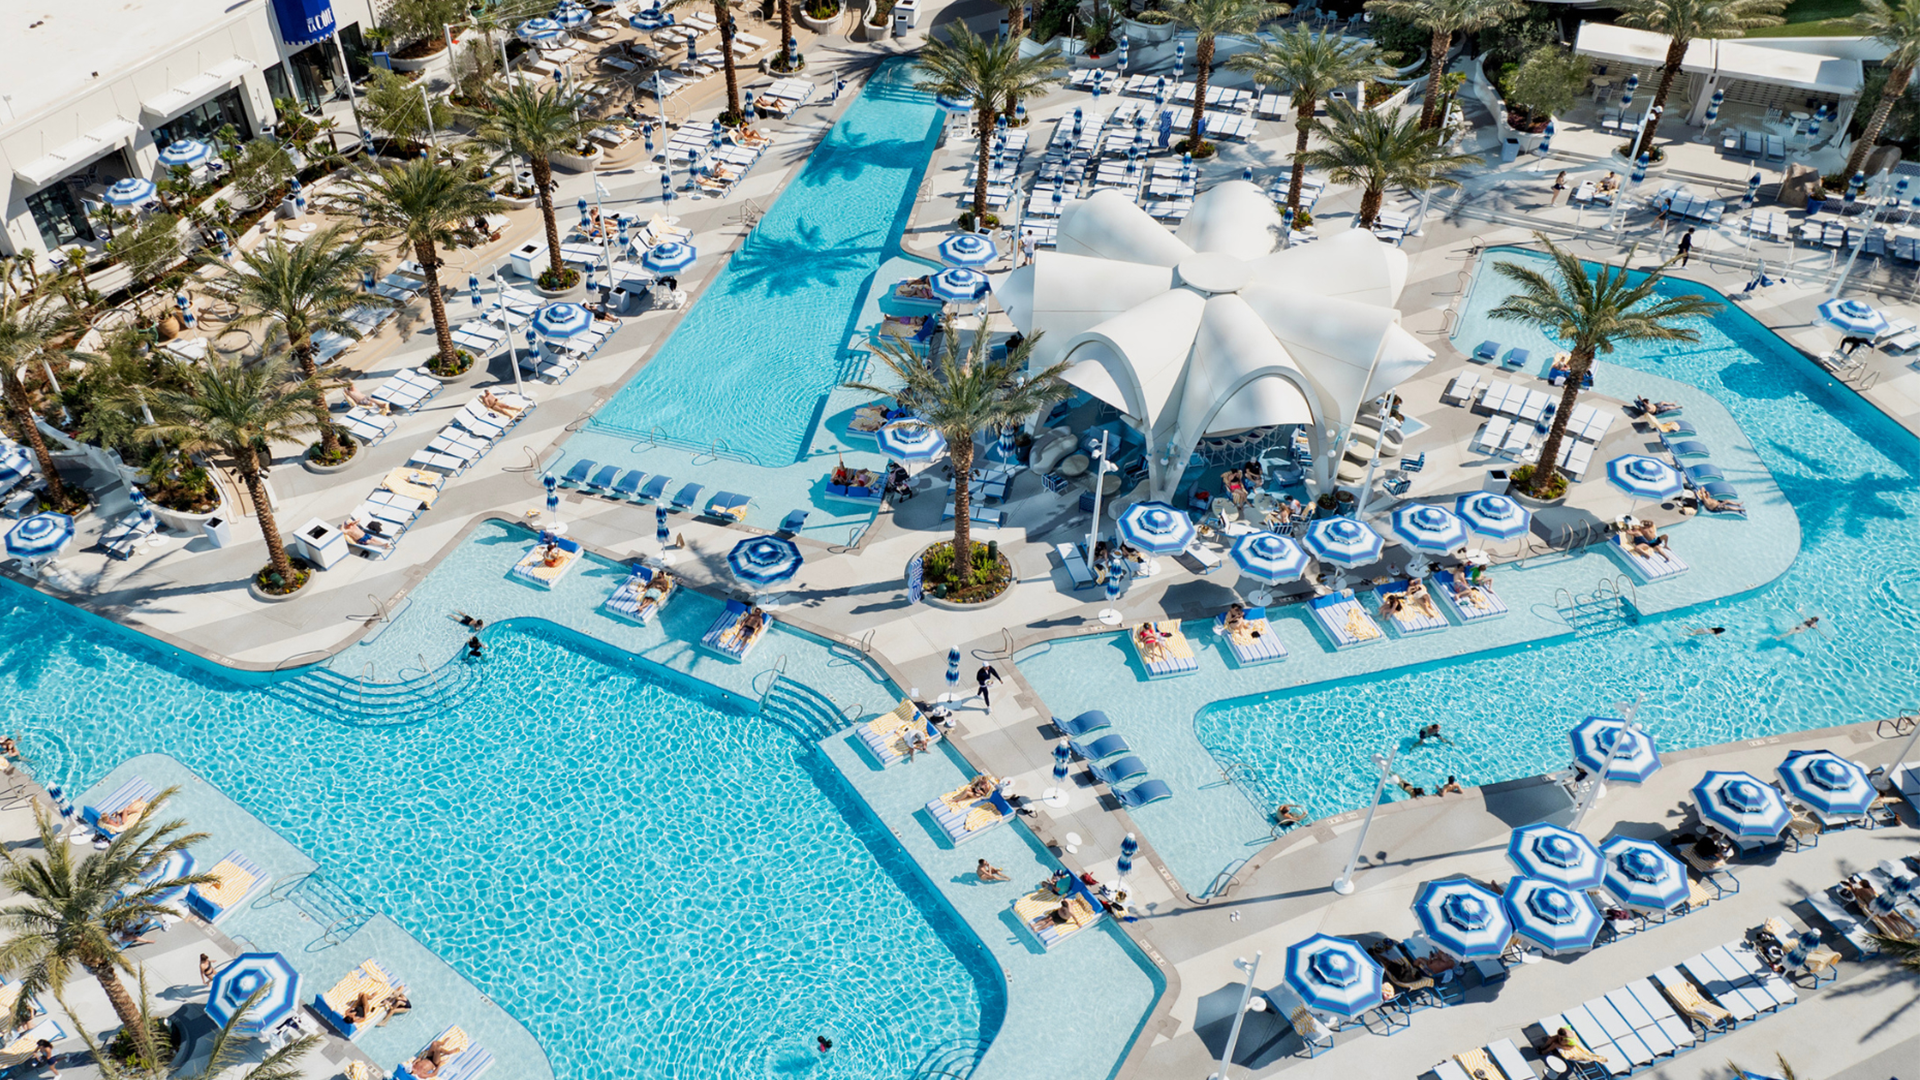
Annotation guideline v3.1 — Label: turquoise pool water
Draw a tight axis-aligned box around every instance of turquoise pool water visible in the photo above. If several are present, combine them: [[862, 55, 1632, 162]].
[[1020, 246, 1920, 893], [1, 573, 999, 1079], [586, 61, 943, 467]]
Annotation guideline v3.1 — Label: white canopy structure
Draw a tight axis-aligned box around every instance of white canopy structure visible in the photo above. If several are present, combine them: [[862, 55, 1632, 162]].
[[998, 183, 1434, 500]]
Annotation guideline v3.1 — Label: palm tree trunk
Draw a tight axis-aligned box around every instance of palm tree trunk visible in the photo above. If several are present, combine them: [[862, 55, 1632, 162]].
[[3, 370, 68, 507], [1187, 36, 1214, 151], [715, 0, 742, 122], [295, 339, 339, 457], [1635, 38, 1688, 160], [1419, 29, 1451, 129], [949, 437, 973, 586], [974, 105, 995, 222], [1358, 185, 1383, 229], [83, 960, 154, 1065], [1287, 92, 1316, 212], [778, 0, 794, 69], [240, 447, 295, 581], [1008, 1, 1024, 41], [414, 239, 458, 370], [1846, 65, 1912, 178], [1529, 348, 1589, 499], [533, 155, 564, 281]]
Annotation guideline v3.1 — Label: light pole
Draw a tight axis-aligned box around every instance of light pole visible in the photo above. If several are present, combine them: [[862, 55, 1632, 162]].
[[1207, 952, 1264, 1080], [1570, 696, 1641, 830], [1832, 170, 1890, 297], [1086, 430, 1113, 557], [1333, 742, 1398, 895]]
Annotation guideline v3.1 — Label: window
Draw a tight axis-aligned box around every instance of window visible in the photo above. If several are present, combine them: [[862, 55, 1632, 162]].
[[161, 86, 250, 145], [264, 63, 293, 108], [25, 184, 94, 250], [339, 24, 369, 81]]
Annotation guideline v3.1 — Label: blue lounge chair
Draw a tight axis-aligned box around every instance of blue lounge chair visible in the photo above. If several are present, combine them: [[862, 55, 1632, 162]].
[[699, 599, 772, 660], [84, 776, 160, 835], [670, 483, 705, 512], [1213, 605, 1288, 666], [705, 491, 750, 521], [926, 788, 1016, 845], [1699, 480, 1740, 500], [1071, 732, 1133, 760], [1431, 573, 1508, 622], [185, 850, 270, 924], [586, 464, 620, 491], [637, 474, 673, 501], [1502, 347, 1531, 369], [611, 470, 648, 499], [778, 509, 809, 533], [1373, 582, 1449, 636], [1666, 439, 1712, 459], [558, 459, 597, 487], [1682, 464, 1723, 485], [1661, 421, 1699, 439], [1472, 340, 1500, 362], [1117, 778, 1174, 808], [395, 1028, 494, 1080], [1090, 755, 1151, 786], [1057, 710, 1111, 737]]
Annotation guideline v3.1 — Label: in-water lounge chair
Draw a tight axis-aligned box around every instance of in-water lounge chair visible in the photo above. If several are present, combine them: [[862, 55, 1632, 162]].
[[637, 474, 673, 501], [1309, 593, 1384, 649], [670, 483, 705, 512], [585, 464, 621, 492], [1430, 574, 1507, 621], [559, 459, 598, 487], [611, 470, 648, 499], [1373, 582, 1449, 636], [1015, 875, 1104, 950], [1070, 732, 1133, 760], [1116, 778, 1174, 808], [705, 491, 750, 522], [925, 784, 1016, 845], [395, 1026, 494, 1080], [1610, 535, 1691, 582], [603, 565, 672, 625], [84, 776, 160, 836], [1056, 710, 1111, 738], [312, 959, 404, 1040], [855, 700, 940, 767], [1130, 621, 1199, 678], [1502, 347, 1531, 369], [1472, 340, 1501, 363], [185, 850, 269, 924], [778, 509, 809, 533], [1664, 439, 1712, 459], [1090, 755, 1151, 787], [700, 599, 772, 661], [1213, 605, 1288, 666]]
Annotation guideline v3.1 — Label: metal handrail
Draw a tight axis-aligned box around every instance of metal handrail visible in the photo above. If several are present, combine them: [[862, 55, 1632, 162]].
[[855, 628, 876, 654], [273, 649, 332, 672]]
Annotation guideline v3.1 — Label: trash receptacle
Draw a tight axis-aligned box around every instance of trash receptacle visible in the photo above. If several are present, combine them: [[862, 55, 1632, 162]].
[[607, 286, 634, 315], [507, 240, 548, 279], [893, 0, 918, 36], [1483, 469, 1511, 493], [1501, 137, 1520, 163], [292, 517, 348, 569], [203, 515, 234, 548]]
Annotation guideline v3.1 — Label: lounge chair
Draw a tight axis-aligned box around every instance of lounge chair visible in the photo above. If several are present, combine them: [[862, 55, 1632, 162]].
[[1610, 534, 1690, 582], [1214, 606, 1288, 665], [1070, 732, 1133, 760], [1130, 621, 1199, 678], [559, 459, 598, 487], [1652, 967, 1738, 1031], [1430, 573, 1507, 621], [1373, 582, 1449, 636], [1309, 593, 1384, 649], [340, 407, 397, 445], [670, 483, 705, 512], [1116, 778, 1174, 808], [1442, 371, 1483, 405], [312, 960, 404, 1040], [1664, 439, 1712, 459], [1502, 347, 1531, 369], [603, 565, 673, 625], [1618, 980, 1698, 1052], [637, 474, 673, 501], [1090, 755, 1151, 786], [100, 510, 156, 560], [84, 776, 159, 836], [925, 785, 1016, 845], [1055, 542, 1096, 590], [1472, 340, 1501, 363], [700, 599, 772, 661], [1015, 876, 1103, 949], [705, 491, 750, 522], [855, 700, 940, 767], [185, 850, 269, 924], [1655, 420, 1698, 439], [0, 1017, 68, 1070], [406, 446, 470, 477], [778, 509, 809, 533], [1682, 463, 1723, 485], [1057, 710, 1111, 738], [394, 1027, 494, 1080], [585, 464, 621, 492], [610, 470, 648, 500], [510, 535, 582, 589]]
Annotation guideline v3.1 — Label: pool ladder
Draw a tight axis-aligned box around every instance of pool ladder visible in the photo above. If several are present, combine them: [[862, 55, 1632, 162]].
[[1554, 575, 1640, 635]]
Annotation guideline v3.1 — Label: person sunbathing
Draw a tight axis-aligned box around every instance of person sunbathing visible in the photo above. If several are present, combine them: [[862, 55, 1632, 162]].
[[1596, 172, 1619, 195], [1633, 396, 1680, 416], [1629, 521, 1673, 560], [342, 519, 390, 550], [479, 390, 522, 417], [345, 384, 388, 415], [1405, 579, 1440, 619], [976, 859, 1009, 882], [641, 571, 673, 603], [1700, 492, 1745, 514], [738, 606, 767, 640], [1222, 603, 1245, 633], [100, 805, 142, 830], [959, 775, 998, 800], [1033, 899, 1077, 930], [342, 991, 376, 1025], [1380, 592, 1406, 619], [1540, 1027, 1610, 1066], [410, 1036, 460, 1078], [901, 732, 930, 763]]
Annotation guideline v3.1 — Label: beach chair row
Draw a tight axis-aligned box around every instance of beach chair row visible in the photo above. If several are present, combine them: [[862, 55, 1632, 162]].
[[1048, 709, 1173, 811], [311, 302, 401, 365], [554, 456, 751, 522], [402, 391, 534, 481]]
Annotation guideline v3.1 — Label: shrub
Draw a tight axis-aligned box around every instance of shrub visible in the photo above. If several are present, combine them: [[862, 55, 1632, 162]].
[[1510, 463, 1568, 501], [1505, 45, 1587, 126], [1133, 10, 1173, 24]]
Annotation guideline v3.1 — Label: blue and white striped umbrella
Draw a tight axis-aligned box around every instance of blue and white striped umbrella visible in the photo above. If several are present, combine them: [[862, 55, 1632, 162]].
[[935, 93, 972, 114], [1537, 119, 1555, 155], [1569, 716, 1661, 784], [1503, 877, 1602, 954], [1117, 831, 1137, 877], [929, 267, 990, 303], [1302, 517, 1384, 568], [1693, 770, 1791, 839], [630, 7, 666, 29], [1454, 492, 1530, 541], [157, 139, 213, 168], [1390, 504, 1469, 553], [1776, 750, 1874, 817], [1117, 35, 1129, 70], [1283, 934, 1384, 1019], [946, 646, 961, 692], [5, 512, 73, 559], [1507, 823, 1605, 890], [1619, 73, 1639, 111], [518, 17, 565, 41], [876, 420, 946, 463], [1412, 877, 1514, 960], [1632, 152, 1650, 184], [532, 302, 593, 340], [643, 240, 696, 275], [938, 233, 998, 267], [103, 178, 157, 206], [1704, 89, 1723, 125], [1104, 562, 1123, 603], [207, 952, 303, 1037], [0, 446, 33, 492], [1598, 836, 1689, 912], [656, 505, 670, 546], [728, 535, 803, 587], [551, 2, 591, 27], [1817, 297, 1890, 337], [1116, 501, 1195, 555], [1052, 738, 1072, 781], [1606, 455, 1684, 501], [1229, 531, 1310, 583]]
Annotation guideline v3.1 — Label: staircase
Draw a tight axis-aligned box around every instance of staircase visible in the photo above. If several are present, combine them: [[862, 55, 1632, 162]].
[[1556, 576, 1641, 636], [265, 871, 378, 949], [758, 675, 851, 743], [273, 658, 475, 725]]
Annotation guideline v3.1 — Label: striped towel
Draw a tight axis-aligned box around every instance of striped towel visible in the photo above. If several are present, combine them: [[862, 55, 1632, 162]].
[[865, 699, 916, 736], [324, 962, 395, 1013], [198, 860, 257, 908], [963, 804, 1002, 832]]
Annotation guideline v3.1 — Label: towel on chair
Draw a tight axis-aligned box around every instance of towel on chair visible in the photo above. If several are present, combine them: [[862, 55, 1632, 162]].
[[198, 860, 257, 908]]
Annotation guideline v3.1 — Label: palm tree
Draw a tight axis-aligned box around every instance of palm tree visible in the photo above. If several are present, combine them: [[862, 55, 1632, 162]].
[[466, 83, 597, 286], [72, 981, 320, 1080], [225, 224, 381, 463], [333, 158, 492, 373], [847, 330, 1070, 579], [0, 789, 209, 1068], [1619, 0, 1787, 159], [1298, 101, 1480, 227], [1847, 0, 1920, 178], [1169, 0, 1281, 154], [1365, 0, 1524, 129], [1870, 932, 1920, 971], [1485, 236, 1721, 499], [916, 25, 1065, 225], [666, 0, 747, 123], [993, 0, 1027, 41], [0, 298, 77, 510], [141, 355, 325, 588], [1228, 26, 1390, 213]]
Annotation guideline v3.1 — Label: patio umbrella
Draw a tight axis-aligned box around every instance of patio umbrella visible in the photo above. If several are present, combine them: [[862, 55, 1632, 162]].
[[935, 93, 972, 114], [5, 512, 74, 559], [1117, 34, 1129, 70], [1390, 504, 1469, 553], [1229, 531, 1310, 594], [552, 2, 591, 27], [532, 302, 593, 340], [1817, 297, 1889, 337], [1568, 716, 1661, 785], [728, 535, 803, 587], [1619, 72, 1639, 113], [102, 178, 156, 207], [1098, 558, 1124, 625], [938, 233, 998, 268], [1692, 770, 1791, 839], [1631, 152, 1650, 185], [643, 241, 697, 275], [876, 420, 946, 464], [517, 17, 565, 41], [929, 267, 990, 303], [1775, 749, 1875, 818], [1605, 455, 1684, 502], [1175, 41, 1186, 77], [1537, 119, 1555, 154], [1703, 89, 1723, 126], [206, 952, 303, 1037], [1453, 491, 1531, 542], [1506, 822, 1605, 890], [1115, 501, 1196, 555], [157, 139, 212, 168], [1502, 877, 1602, 954], [1411, 877, 1514, 960], [1302, 517, 1384, 568], [1745, 172, 1762, 205], [0, 446, 33, 493], [1598, 836, 1689, 913], [1117, 832, 1137, 878], [946, 647, 961, 696], [630, 9, 666, 29], [655, 505, 670, 548], [1282, 934, 1384, 1019], [1072, 107, 1084, 140]]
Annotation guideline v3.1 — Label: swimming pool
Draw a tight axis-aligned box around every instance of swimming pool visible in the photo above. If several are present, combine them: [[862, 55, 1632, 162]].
[[1019, 245, 1920, 894], [1, 565, 999, 1080], [586, 61, 943, 467]]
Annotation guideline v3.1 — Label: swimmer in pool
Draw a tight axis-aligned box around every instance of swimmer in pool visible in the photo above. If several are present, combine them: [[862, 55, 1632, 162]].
[[1776, 616, 1821, 639]]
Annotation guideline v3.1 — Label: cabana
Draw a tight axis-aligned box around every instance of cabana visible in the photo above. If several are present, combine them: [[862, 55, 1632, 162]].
[[1573, 23, 1862, 131]]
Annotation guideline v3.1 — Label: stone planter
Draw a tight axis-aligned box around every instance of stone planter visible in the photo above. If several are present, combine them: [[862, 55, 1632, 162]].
[[150, 490, 226, 535], [493, 192, 537, 210], [248, 570, 312, 603], [1121, 17, 1176, 43], [386, 42, 450, 73], [530, 276, 585, 300], [800, 5, 841, 33], [861, 15, 887, 41], [550, 144, 603, 173], [301, 441, 360, 475], [1507, 482, 1567, 509], [909, 543, 1015, 610]]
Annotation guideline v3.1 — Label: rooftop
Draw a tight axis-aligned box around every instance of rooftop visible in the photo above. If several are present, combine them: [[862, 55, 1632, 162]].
[[0, 0, 259, 129]]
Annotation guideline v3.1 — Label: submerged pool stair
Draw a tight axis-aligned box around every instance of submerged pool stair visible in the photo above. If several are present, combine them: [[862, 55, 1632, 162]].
[[274, 657, 475, 724], [1555, 575, 1641, 636], [263, 870, 379, 949], [757, 674, 852, 743], [903, 1037, 990, 1080]]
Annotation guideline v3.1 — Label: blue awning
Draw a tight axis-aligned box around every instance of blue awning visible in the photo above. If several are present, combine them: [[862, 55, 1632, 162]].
[[272, 0, 337, 48]]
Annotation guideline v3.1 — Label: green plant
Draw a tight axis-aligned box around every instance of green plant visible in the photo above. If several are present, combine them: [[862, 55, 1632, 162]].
[[428, 348, 474, 378], [668, 0, 748, 123], [1134, 9, 1174, 22], [231, 138, 296, 208], [1508, 464, 1567, 501], [1484, 235, 1722, 499], [1618, 0, 1788, 159], [1028, 0, 1080, 40], [362, 68, 452, 148], [917, 24, 1066, 221], [1479, 3, 1561, 74], [105, 214, 186, 313], [1846, 0, 1920, 176], [1169, 0, 1275, 152], [1299, 101, 1481, 227], [1081, 4, 1118, 53], [464, 83, 599, 284], [1504, 44, 1588, 125], [807, 0, 839, 18], [1365, 0, 1526, 128], [0, 298, 81, 510], [1229, 25, 1390, 213], [1293, 208, 1313, 228], [146, 462, 218, 514], [379, 0, 466, 49], [956, 210, 1002, 231], [1365, 12, 1427, 65]]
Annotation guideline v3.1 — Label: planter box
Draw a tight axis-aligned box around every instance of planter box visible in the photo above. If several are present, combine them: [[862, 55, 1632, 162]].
[[550, 145, 603, 173], [1121, 17, 1175, 43], [151, 490, 226, 535], [800, 6, 841, 33]]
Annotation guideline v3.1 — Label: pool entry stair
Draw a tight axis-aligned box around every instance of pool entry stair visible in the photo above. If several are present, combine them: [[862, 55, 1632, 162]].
[[274, 658, 475, 724], [904, 1036, 991, 1080], [757, 672, 850, 743], [263, 870, 380, 948], [1555, 575, 1642, 636]]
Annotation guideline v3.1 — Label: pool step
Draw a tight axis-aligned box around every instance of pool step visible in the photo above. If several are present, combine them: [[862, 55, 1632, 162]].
[[273, 659, 476, 724], [758, 675, 849, 743], [903, 1037, 990, 1080], [1559, 591, 1640, 636]]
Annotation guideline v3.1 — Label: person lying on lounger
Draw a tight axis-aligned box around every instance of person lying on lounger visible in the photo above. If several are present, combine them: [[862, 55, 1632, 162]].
[[959, 775, 998, 800], [1632, 396, 1680, 417], [1032, 899, 1077, 930], [1405, 579, 1440, 619], [1540, 1026, 1610, 1066], [343, 520, 392, 550], [1629, 521, 1672, 560], [1222, 603, 1246, 633], [738, 606, 767, 640], [1699, 492, 1745, 514], [382, 990, 411, 1025], [901, 732, 930, 762], [99, 804, 144, 830], [479, 390, 522, 417], [342, 991, 377, 1025], [410, 1035, 461, 1078]]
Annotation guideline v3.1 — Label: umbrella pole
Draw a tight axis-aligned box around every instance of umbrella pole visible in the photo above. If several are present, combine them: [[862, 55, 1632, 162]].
[[1570, 696, 1642, 831], [1333, 743, 1397, 895]]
